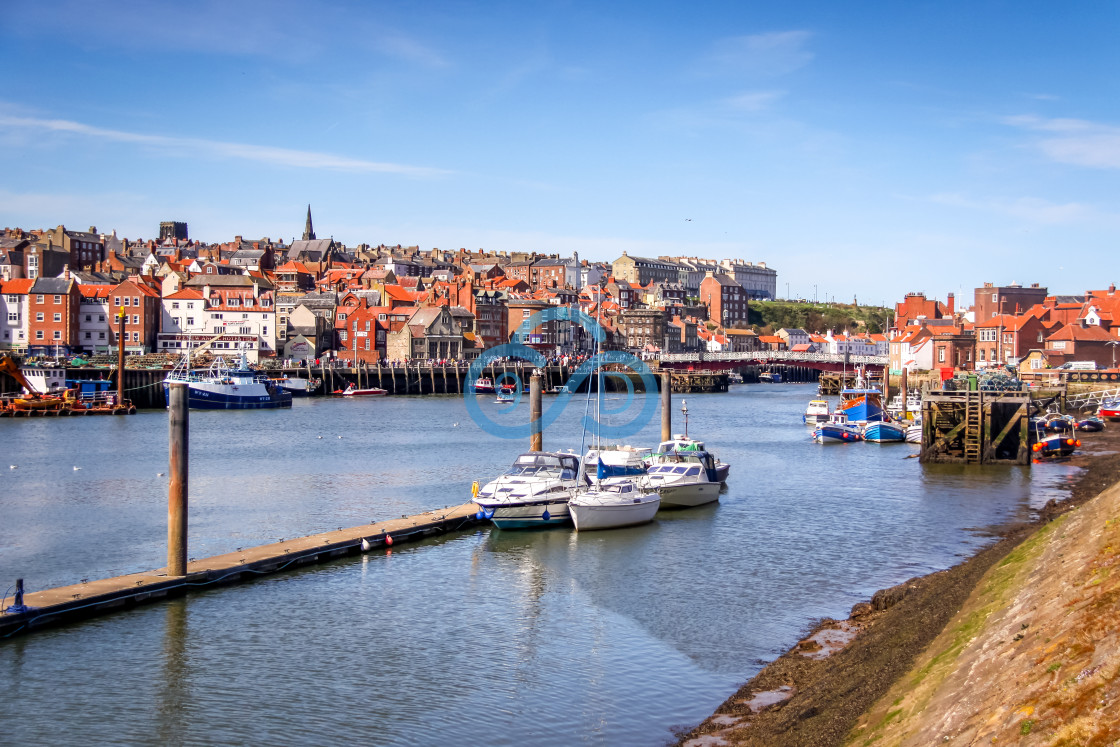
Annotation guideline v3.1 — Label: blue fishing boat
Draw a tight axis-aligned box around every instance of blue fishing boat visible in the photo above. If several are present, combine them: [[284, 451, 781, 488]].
[[839, 387, 884, 423], [163, 352, 292, 410], [1076, 416, 1104, 432], [813, 412, 863, 443], [863, 420, 906, 443]]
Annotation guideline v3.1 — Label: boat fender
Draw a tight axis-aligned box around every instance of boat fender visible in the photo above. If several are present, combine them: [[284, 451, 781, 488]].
[[384, 534, 394, 547], [541, 510, 551, 522], [471, 481, 480, 499], [361, 538, 372, 552]]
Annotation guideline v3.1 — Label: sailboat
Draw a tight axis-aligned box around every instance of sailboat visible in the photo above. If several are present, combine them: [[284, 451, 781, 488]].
[[568, 302, 660, 531]]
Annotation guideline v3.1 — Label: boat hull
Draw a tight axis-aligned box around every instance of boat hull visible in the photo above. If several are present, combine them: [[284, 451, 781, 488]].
[[656, 481, 720, 509], [163, 382, 293, 410], [813, 425, 862, 443], [274, 378, 318, 396], [570, 496, 660, 530], [863, 422, 907, 443], [480, 500, 573, 529]]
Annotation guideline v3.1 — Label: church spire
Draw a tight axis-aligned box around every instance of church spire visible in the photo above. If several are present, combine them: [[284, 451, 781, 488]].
[[302, 204, 316, 241]]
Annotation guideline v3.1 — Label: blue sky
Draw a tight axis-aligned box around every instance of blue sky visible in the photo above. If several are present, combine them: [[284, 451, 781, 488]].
[[2, 1, 1118, 306]]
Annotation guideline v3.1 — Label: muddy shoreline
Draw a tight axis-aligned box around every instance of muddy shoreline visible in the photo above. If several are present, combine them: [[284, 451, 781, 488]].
[[676, 426, 1120, 747]]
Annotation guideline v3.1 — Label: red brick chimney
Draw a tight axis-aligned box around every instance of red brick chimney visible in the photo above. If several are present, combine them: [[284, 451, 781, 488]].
[[946, 292, 955, 315]]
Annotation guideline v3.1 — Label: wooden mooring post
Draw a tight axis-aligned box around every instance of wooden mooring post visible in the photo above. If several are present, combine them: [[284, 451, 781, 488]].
[[919, 389, 1030, 464]]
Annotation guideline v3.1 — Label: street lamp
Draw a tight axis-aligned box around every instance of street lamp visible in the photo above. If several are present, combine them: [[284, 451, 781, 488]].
[[1108, 340, 1120, 369]]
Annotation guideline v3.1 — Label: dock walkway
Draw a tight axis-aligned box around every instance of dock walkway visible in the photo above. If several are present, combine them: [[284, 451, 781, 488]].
[[1, 503, 484, 639]]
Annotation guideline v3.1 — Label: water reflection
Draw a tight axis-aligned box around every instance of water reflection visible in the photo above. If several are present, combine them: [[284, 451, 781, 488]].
[[156, 601, 189, 745], [0, 385, 1080, 746]]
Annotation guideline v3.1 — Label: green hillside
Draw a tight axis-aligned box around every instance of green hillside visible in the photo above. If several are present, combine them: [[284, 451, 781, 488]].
[[745, 300, 891, 335]]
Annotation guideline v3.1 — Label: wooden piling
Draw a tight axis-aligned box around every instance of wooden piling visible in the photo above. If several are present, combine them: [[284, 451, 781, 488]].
[[661, 371, 671, 441], [530, 371, 543, 451], [167, 384, 188, 576], [116, 309, 126, 407]]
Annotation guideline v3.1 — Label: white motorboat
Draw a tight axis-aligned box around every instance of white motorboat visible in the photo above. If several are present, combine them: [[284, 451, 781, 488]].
[[582, 444, 651, 485], [651, 434, 730, 483], [473, 451, 585, 529], [886, 392, 922, 420], [269, 375, 321, 396], [568, 293, 659, 531], [569, 480, 660, 531], [906, 420, 922, 444], [644, 449, 721, 508], [803, 399, 831, 426], [649, 400, 730, 482]]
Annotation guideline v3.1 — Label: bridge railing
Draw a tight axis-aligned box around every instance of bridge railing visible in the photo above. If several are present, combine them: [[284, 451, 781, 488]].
[[658, 350, 888, 365]]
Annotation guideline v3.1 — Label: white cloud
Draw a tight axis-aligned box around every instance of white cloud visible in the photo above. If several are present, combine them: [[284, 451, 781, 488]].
[[930, 192, 1093, 225], [1004, 115, 1120, 169], [703, 31, 814, 78], [0, 115, 452, 178], [721, 91, 786, 112]]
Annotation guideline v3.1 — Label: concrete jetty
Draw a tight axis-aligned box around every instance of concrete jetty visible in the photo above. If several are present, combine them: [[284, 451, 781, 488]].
[[0, 503, 484, 639]]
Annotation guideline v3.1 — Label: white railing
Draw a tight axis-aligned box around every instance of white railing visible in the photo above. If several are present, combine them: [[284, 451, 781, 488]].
[[658, 350, 889, 365], [1066, 386, 1120, 409]]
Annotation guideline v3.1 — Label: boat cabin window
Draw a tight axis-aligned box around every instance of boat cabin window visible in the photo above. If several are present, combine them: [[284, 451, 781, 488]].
[[685, 466, 701, 476], [672, 466, 688, 474]]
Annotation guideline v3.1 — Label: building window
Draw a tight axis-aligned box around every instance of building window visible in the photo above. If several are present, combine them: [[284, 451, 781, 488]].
[[36, 294, 44, 303], [133, 297, 139, 306], [53, 313, 61, 322], [132, 332, 139, 342], [54, 295, 62, 304], [186, 317, 194, 326], [99, 332, 105, 340], [53, 330, 62, 340], [36, 330, 44, 339], [173, 302, 180, 309], [938, 347, 946, 362], [36, 312, 44, 322]]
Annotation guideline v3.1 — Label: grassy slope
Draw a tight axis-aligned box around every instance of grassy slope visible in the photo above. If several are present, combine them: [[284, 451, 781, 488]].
[[746, 301, 891, 335]]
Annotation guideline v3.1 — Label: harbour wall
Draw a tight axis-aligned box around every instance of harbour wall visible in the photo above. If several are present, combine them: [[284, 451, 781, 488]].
[[3, 364, 729, 408]]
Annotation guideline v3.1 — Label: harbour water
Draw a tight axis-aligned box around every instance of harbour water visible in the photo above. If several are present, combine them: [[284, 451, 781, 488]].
[[0, 384, 1080, 744]]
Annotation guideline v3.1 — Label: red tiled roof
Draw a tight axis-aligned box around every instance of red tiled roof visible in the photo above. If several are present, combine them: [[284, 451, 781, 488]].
[[1, 278, 34, 294]]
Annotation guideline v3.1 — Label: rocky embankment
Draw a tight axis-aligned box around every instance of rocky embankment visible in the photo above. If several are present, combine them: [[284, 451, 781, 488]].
[[677, 428, 1120, 747]]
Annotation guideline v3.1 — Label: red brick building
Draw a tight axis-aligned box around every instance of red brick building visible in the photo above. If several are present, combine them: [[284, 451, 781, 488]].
[[699, 272, 747, 327], [894, 292, 955, 327], [974, 313, 1049, 369], [110, 278, 163, 353], [974, 282, 1047, 322], [27, 276, 80, 355]]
